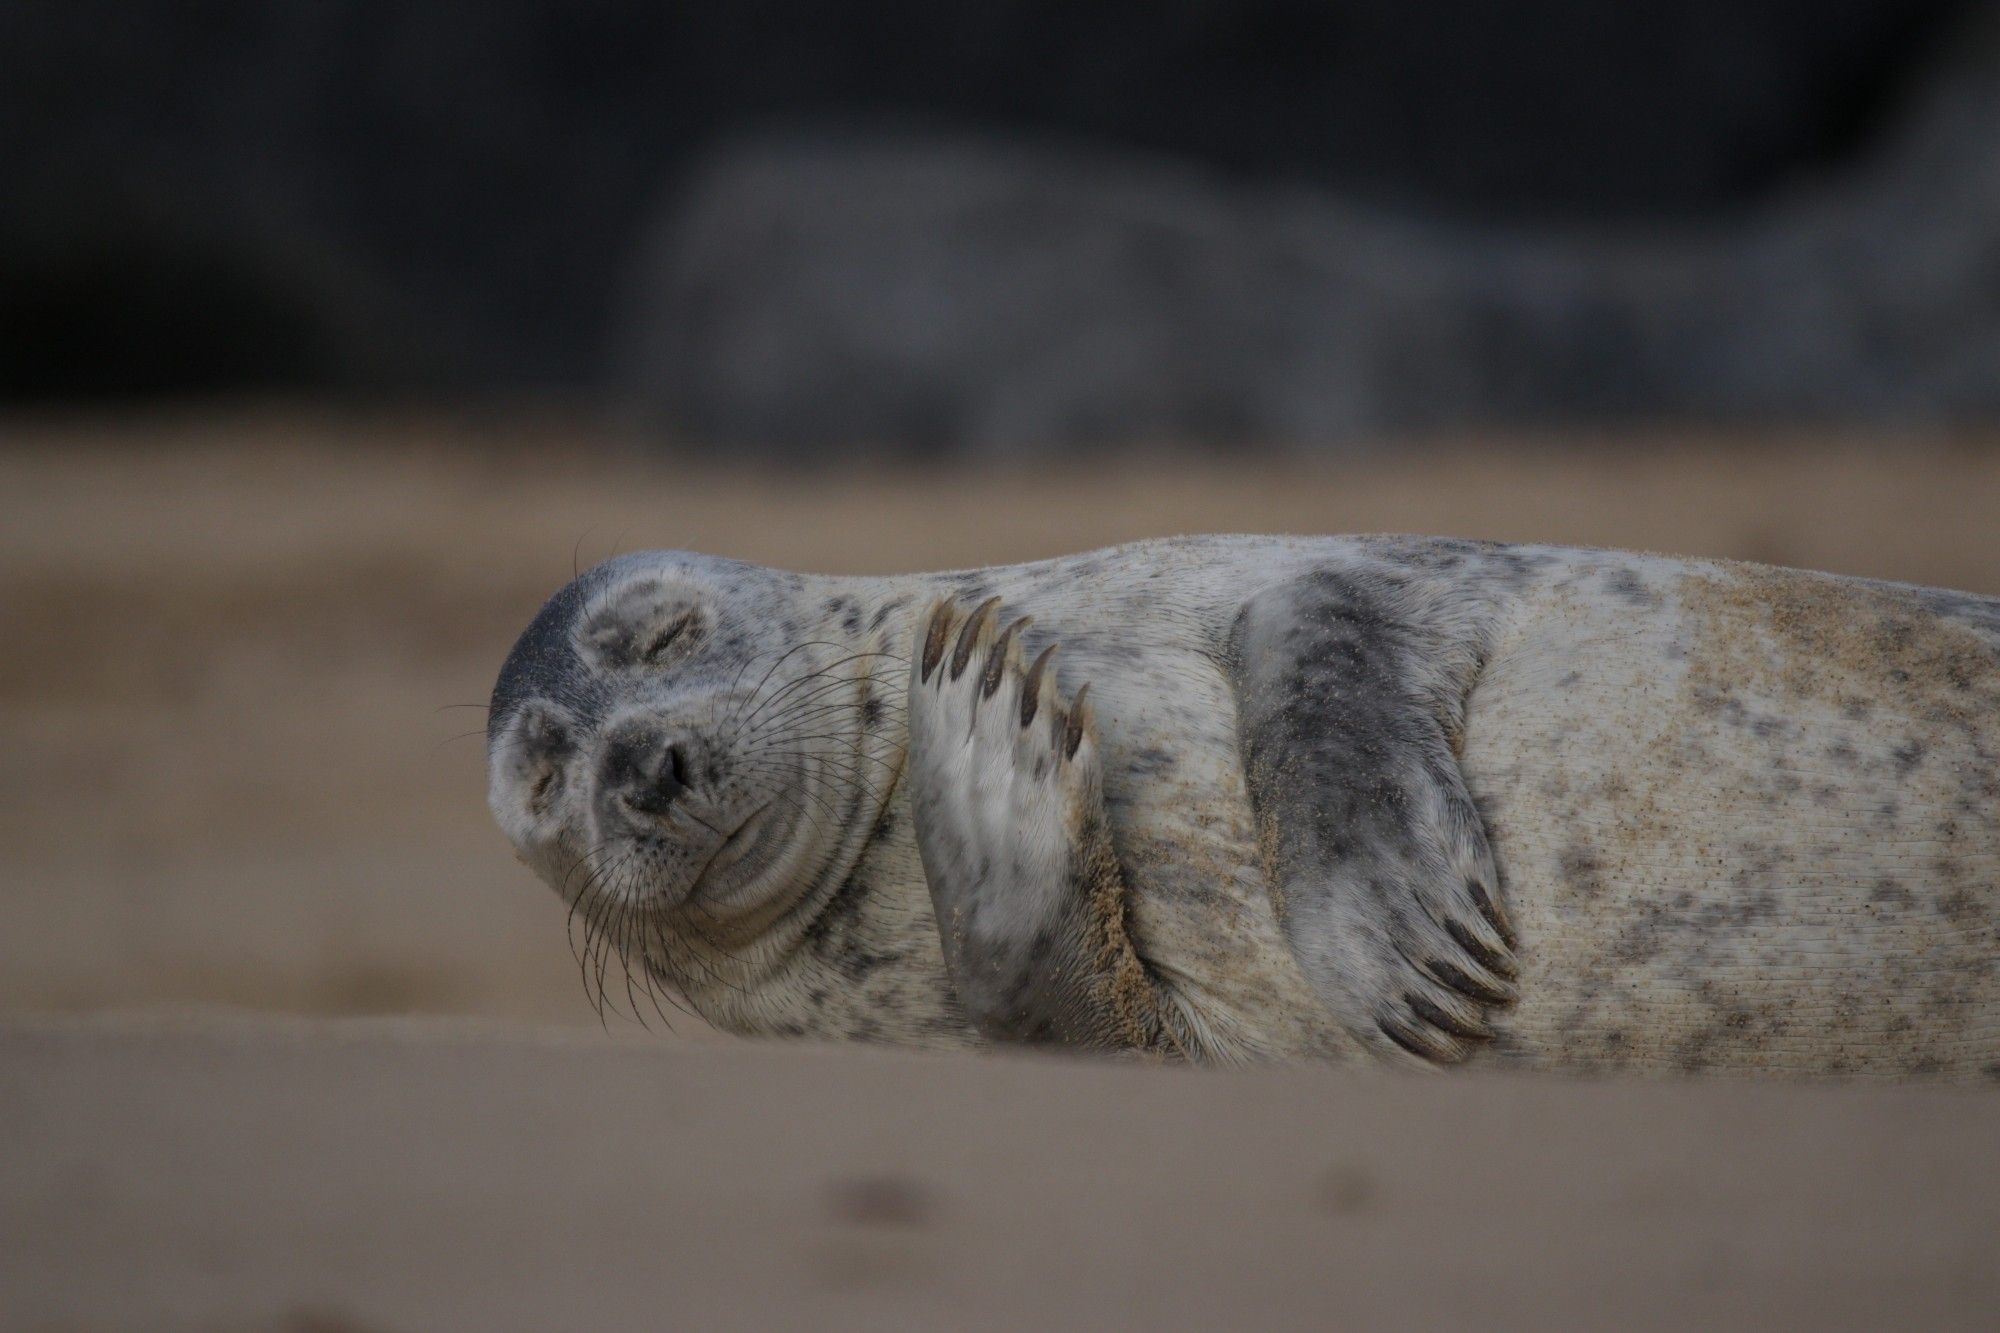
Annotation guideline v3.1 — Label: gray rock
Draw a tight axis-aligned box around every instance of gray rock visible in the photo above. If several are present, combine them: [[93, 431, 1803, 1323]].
[[0, 0, 1975, 412], [615, 17, 2000, 456]]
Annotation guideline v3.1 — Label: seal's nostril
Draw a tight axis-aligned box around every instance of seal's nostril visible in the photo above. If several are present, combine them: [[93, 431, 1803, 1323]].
[[660, 744, 691, 802]]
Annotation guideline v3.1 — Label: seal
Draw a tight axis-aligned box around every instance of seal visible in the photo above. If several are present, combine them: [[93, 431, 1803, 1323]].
[[487, 537, 2000, 1077]]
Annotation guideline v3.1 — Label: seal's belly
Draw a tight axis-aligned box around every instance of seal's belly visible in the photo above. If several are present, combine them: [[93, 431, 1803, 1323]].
[[1463, 560, 2000, 1077]]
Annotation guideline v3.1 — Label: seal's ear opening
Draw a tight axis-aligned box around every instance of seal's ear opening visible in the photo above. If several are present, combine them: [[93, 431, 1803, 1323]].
[[487, 700, 579, 846]]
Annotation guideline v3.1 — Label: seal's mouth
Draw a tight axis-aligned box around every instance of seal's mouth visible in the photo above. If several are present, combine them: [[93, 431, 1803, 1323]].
[[680, 799, 777, 905]]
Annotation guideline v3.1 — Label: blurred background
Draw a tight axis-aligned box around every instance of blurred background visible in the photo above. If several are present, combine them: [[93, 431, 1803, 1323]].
[[5, 0, 1999, 1030]]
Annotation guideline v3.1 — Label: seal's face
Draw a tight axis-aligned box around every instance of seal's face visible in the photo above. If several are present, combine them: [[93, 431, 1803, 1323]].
[[485, 553, 898, 955]]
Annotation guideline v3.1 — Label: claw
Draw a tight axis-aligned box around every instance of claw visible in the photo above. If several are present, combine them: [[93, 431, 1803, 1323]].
[[1469, 879, 1517, 949], [949, 596, 1002, 681], [1062, 682, 1092, 760], [1021, 644, 1060, 726], [982, 616, 1031, 700], [919, 601, 955, 683], [1425, 957, 1516, 1006], [1406, 992, 1492, 1041], [1446, 919, 1517, 980], [1378, 1013, 1456, 1063]]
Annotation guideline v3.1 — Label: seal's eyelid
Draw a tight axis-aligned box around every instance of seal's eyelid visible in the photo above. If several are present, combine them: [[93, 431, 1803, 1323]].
[[499, 704, 573, 817], [507, 706, 577, 796], [518, 704, 573, 753], [641, 608, 702, 663], [577, 583, 704, 666]]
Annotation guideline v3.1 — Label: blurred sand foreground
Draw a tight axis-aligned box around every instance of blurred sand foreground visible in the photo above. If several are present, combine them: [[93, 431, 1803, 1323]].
[[5, 1014, 1998, 1330], [3, 419, 1999, 1327]]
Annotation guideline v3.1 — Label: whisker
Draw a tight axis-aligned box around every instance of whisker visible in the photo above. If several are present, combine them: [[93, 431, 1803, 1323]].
[[735, 652, 907, 733]]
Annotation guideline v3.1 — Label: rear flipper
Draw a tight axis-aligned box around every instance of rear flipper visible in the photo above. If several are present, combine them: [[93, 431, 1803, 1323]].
[[906, 598, 1189, 1055], [1229, 569, 1519, 1065]]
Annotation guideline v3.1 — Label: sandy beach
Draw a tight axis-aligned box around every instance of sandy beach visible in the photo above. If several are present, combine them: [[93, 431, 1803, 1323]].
[[7, 1013, 1999, 1331]]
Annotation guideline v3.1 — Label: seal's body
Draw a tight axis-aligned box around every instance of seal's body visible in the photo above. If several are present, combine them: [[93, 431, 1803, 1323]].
[[487, 537, 2000, 1077]]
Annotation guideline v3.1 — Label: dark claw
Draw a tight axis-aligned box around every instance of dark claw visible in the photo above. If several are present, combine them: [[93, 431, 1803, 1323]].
[[1426, 957, 1514, 1006], [1468, 879, 1517, 949], [1062, 683, 1090, 759], [1407, 993, 1491, 1041], [1378, 1015, 1444, 1062], [982, 617, 1029, 700], [1021, 644, 1059, 726], [948, 596, 1002, 681], [1446, 919, 1518, 979], [919, 604, 954, 683]]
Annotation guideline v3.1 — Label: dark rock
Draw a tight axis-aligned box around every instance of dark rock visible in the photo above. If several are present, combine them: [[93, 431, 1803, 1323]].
[[615, 12, 2000, 454], [0, 0, 1978, 414]]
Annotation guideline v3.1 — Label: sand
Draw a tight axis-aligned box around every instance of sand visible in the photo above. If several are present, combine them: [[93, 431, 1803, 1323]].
[[3, 415, 1998, 1326], [6, 1013, 1998, 1331]]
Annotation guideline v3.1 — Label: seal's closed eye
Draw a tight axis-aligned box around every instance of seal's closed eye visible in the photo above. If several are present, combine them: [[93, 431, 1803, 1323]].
[[641, 611, 698, 665], [517, 706, 574, 810], [580, 579, 709, 669], [489, 700, 579, 838]]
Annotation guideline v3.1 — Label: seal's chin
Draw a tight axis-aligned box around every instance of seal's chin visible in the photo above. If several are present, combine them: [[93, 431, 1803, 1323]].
[[635, 789, 812, 921]]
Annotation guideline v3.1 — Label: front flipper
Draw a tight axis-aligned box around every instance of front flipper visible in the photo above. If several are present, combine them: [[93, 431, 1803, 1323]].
[[1230, 569, 1519, 1065], [906, 597, 1186, 1055]]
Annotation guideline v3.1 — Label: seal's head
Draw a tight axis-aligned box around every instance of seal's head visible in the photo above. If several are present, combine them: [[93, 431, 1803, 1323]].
[[486, 552, 902, 982]]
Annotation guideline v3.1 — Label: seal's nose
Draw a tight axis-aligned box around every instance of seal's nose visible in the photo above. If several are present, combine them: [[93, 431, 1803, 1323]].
[[603, 734, 691, 817]]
